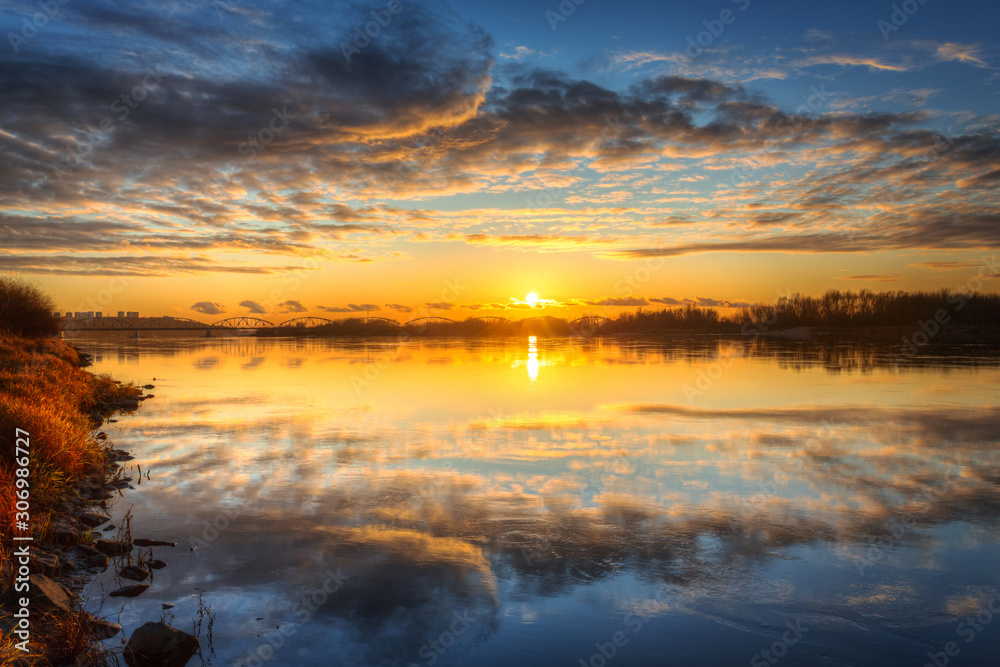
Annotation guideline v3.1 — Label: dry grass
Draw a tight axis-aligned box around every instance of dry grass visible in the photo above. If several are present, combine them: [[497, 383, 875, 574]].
[[0, 332, 139, 664]]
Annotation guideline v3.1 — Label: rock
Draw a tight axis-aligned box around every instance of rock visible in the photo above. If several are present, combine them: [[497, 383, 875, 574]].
[[87, 617, 122, 641], [79, 512, 110, 527], [148, 560, 167, 570], [62, 557, 81, 572], [88, 554, 110, 569], [161, 603, 175, 609], [143, 384, 155, 389], [110, 584, 149, 598], [52, 521, 78, 543], [123, 622, 199, 667], [29, 574, 73, 613], [94, 432, 108, 441], [144, 394, 155, 399], [95, 539, 132, 557], [29, 549, 59, 575], [112, 479, 132, 489], [118, 565, 149, 582], [133, 539, 176, 548], [103, 525, 117, 532]]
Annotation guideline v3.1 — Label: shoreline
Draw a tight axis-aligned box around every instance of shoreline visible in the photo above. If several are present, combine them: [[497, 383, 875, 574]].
[[242, 323, 1000, 341], [0, 337, 186, 666]]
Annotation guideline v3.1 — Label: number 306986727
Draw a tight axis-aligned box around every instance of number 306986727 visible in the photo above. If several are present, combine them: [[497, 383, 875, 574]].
[[14, 428, 30, 525]]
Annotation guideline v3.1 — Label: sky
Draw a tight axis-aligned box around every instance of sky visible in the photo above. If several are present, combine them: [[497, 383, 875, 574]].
[[1, 0, 998, 321]]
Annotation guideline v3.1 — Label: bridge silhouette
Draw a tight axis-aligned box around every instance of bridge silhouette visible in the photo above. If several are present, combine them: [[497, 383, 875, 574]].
[[60, 315, 613, 336], [61, 315, 397, 332]]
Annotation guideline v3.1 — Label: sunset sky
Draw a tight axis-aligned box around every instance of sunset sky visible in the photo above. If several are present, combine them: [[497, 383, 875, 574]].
[[1, 0, 998, 321]]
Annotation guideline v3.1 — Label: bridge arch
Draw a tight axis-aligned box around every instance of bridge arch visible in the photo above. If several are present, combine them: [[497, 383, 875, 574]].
[[211, 317, 275, 329], [404, 317, 456, 326], [568, 316, 612, 325], [277, 317, 338, 328], [358, 316, 401, 326]]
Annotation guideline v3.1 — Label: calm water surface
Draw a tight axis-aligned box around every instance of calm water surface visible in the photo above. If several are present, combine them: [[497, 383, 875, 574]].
[[72, 335, 1000, 666]]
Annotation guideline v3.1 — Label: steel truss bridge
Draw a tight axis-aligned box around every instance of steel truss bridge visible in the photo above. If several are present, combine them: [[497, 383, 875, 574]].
[[62, 314, 615, 333], [61, 315, 411, 332]]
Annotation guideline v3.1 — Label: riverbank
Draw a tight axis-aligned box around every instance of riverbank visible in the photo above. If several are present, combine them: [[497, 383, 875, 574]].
[[0, 333, 146, 665]]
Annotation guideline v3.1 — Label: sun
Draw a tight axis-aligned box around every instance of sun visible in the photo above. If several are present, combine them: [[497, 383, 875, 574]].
[[525, 292, 539, 306]]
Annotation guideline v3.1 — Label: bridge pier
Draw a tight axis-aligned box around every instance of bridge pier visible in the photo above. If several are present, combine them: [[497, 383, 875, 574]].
[[132, 329, 139, 339], [205, 328, 212, 337]]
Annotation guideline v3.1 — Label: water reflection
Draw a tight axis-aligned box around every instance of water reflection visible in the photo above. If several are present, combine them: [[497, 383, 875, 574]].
[[527, 336, 538, 383], [70, 335, 1000, 666]]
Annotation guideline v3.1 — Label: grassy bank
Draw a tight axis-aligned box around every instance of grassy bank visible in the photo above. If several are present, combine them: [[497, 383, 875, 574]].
[[0, 279, 141, 665]]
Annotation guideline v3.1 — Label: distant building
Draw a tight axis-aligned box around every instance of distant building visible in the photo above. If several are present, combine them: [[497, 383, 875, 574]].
[[118, 311, 125, 318], [126, 311, 139, 318], [74, 312, 83, 318], [85, 311, 94, 318], [95, 312, 103, 318], [53, 312, 61, 318]]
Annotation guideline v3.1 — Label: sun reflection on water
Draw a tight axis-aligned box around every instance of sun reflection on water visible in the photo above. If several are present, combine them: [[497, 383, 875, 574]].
[[527, 335, 538, 383]]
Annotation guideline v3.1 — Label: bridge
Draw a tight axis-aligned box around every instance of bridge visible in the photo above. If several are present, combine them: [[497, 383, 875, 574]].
[[61, 314, 615, 336], [62, 316, 278, 331], [467, 316, 513, 325], [60, 315, 408, 335]]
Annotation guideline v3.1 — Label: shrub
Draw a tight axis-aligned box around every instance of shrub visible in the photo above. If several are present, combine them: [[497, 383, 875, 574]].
[[0, 276, 60, 338]]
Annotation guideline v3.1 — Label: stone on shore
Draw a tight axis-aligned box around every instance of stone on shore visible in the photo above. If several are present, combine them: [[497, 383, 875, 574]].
[[52, 520, 78, 543], [79, 511, 111, 527], [88, 617, 123, 641], [133, 539, 176, 547], [29, 573, 73, 613], [76, 544, 110, 569], [110, 584, 150, 598], [29, 549, 59, 575], [119, 565, 149, 582], [96, 538, 132, 557], [123, 622, 199, 667]]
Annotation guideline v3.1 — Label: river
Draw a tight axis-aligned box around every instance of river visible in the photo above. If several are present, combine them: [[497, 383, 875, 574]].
[[72, 334, 1000, 666]]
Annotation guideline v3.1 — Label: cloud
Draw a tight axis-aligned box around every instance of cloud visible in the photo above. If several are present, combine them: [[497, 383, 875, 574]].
[[384, 303, 414, 313], [240, 300, 267, 314], [278, 300, 308, 313], [909, 261, 985, 271], [191, 301, 226, 315], [695, 297, 753, 307], [425, 302, 456, 310], [839, 275, 902, 282], [584, 297, 649, 307], [934, 42, 987, 67], [0, 3, 997, 279], [509, 296, 560, 308], [499, 46, 552, 60], [956, 169, 1000, 189], [792, 54, 909, 72], [464, 233, 615, 248], [317, 303, 381, 313]]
